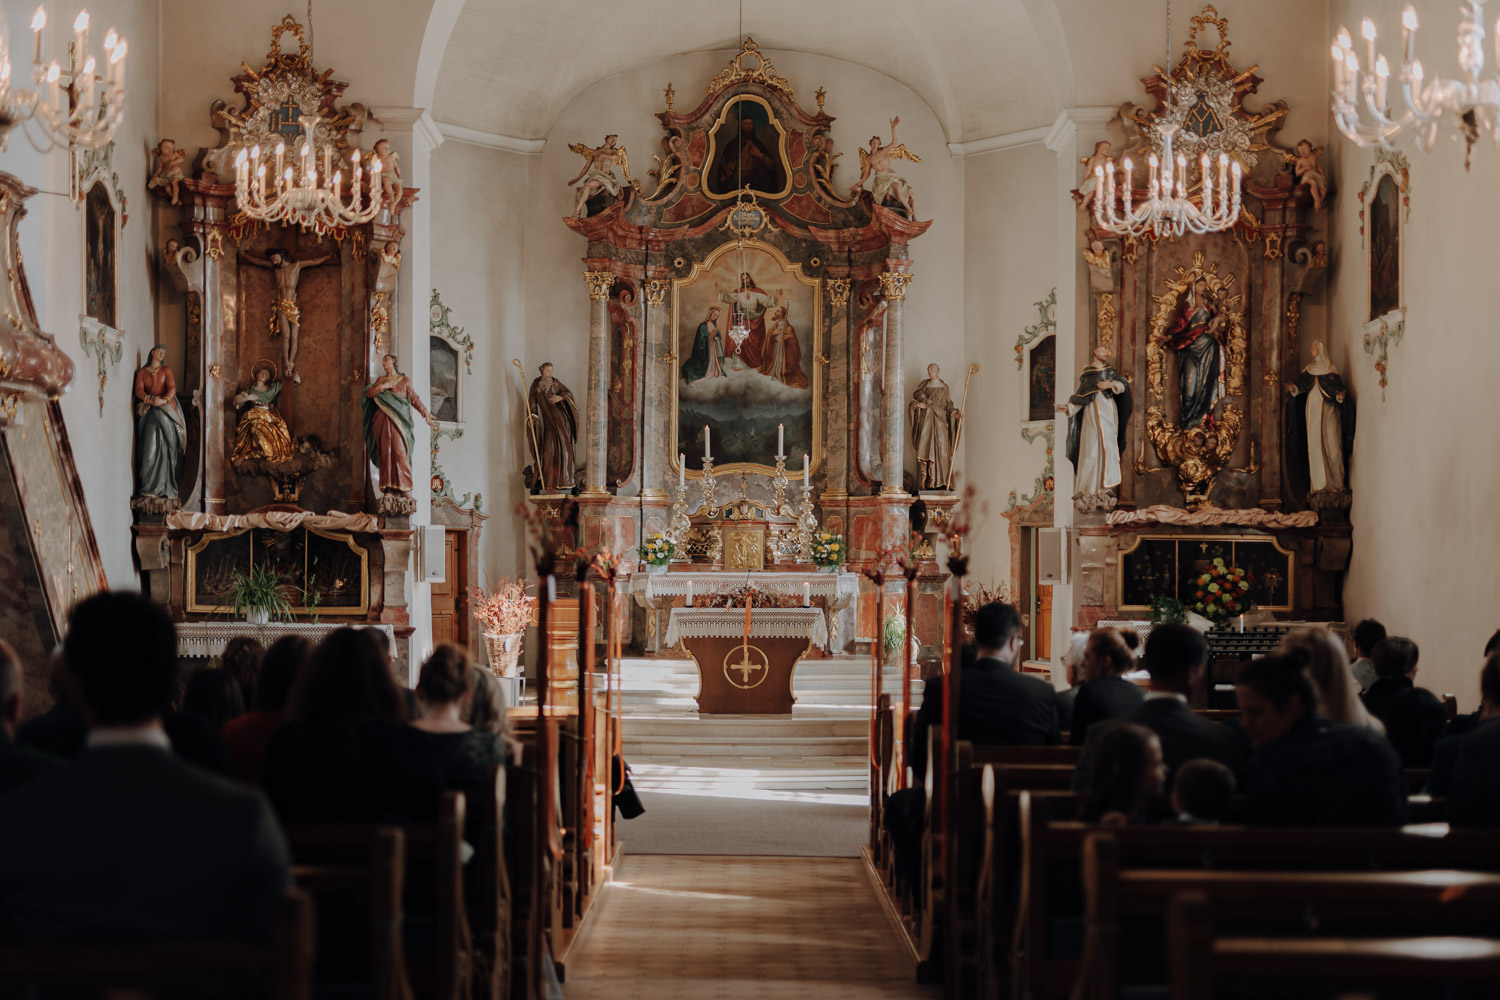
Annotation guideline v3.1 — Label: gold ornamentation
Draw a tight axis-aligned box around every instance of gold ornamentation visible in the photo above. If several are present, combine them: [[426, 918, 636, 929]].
[[1229, 440, 1260, 475], [827, 278, 850, 310], [351, 229, 366, 261], [1263, 231, 1283, 260], [350, 368, 364, 384], [1262, 372, 1280, 387], [815, 87, 827, 111], [664, 82, 675, 111], [0, 393, 21, 423], [205, 229, 224, 261], [878, 271, 913, 301], [718, 192, 769, 236], [584, 270, 617, 301], [1097, 291, 1117, 352], [370, 291, 390, 354], [209, 363, 223, 379], [723, 643, 770, 689], [673, 257, 686, 269], [1363, 314, 1404, 401], [706, 37, 794, 100], [1286, 291, 1302, 355], [815, 354, 831, 367], [1014, 288, 1057, 368], [1143, 402, 1244, 507], [1123, 236, 1141, 264], [645, 280, 668, 305], [1134, 440, 1171, 476]]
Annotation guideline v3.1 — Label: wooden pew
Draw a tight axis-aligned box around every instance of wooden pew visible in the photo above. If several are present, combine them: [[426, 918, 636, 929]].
[[506, 719, 553, 1000], [404, 791, 471, 1000], [287, 825, 408, 1000], [0, 889, 315, 999], [1168, 890, 1500, 999], [1081, 830, 1500, 1000], [467, 765, 510, 1000]]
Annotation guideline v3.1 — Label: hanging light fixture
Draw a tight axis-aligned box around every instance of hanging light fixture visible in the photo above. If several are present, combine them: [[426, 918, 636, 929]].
[[1332, 2, 1500, 161], [231, 1, 383, 232], [725, 0, 752, 354], [0, 5, 128, 151], [1091, 0, 1242, 238]]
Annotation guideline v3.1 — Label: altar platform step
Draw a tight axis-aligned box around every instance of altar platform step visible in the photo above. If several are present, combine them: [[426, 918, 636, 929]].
[[619, 655, 921, 717], [626, 761, 868, 792]]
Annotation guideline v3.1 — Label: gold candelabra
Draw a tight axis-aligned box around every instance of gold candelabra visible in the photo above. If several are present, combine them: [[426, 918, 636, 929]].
[[795, 483, 818, 562], [771, 452, 795, 517], [700, 455, 722, 517], [667, 477, 692, 551]]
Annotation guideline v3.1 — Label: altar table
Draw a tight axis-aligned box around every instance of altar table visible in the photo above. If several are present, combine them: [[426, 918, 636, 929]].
[[665, 607, 828, 714], [634, 571, 858, 654]]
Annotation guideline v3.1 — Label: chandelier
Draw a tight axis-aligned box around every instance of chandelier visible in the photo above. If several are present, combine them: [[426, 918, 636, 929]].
[[1332, 2, 1500, 162], [1091, 1, 1242, 238], [233, 118, 384, 232], [0, 6, 128, 151]]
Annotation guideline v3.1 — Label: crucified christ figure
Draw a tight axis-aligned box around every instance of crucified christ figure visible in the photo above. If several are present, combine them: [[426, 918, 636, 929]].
[[240, 247, 331, 384]]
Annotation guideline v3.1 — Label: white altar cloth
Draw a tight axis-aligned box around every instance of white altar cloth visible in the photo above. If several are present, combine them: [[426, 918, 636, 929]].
[[664, 608, 829, 651], [631, 571, 859, 605], [176, 621, 395, 658]]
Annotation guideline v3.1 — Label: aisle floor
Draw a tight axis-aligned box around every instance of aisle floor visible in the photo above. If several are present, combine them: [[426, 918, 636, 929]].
[[562, 855, 939, 999]]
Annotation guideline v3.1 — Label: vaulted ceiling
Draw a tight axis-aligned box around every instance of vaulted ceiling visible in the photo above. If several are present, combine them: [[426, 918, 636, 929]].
[[431, 0, 1067, 143]]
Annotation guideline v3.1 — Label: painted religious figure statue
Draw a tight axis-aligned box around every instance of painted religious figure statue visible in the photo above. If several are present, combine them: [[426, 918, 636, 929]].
[[231, 361, 294, 464], [758, 305, 808, 388], [241, 247, 330, 384], [363, 354, 437, 497], [1066, 346, 1133, 504], [852, 117, 921, 217], [148, 138, 188, 206], [1164, 278, 1224, 429], [908, 363, 962, 491], [1073, 140, 1113, 213], [567, 135, 631, 219], [132, 345, 186, 500], [529, 362, 580, 491], [715, 272, 783, 368], [1285, 341, 1355, 498], [682, 306, 727, 384]]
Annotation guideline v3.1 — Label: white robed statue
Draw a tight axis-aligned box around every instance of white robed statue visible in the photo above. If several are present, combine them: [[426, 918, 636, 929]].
[[1285, 341, 1355, 496], [1065, 346, 1132, 499]]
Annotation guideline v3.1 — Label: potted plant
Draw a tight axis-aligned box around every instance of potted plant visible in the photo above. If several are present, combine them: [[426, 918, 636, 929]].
[[809, 530, 845, 572], [638, 532, 675, 574], [473, 578, 537, 678], [1148, 594, 1189, 626], [225, 565, 293, 625]]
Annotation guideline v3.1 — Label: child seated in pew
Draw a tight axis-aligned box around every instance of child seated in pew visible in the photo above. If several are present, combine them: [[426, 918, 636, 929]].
[[1171, 758, 1236, 824], [1078, 723, 1166, 826]]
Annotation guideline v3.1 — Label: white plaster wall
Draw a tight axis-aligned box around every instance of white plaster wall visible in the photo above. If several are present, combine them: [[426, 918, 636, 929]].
[[523, 47, 968, 495], [1327, 0, 1500, 708], [961, 142, 1059, 589], [428, 138, 530, 582], [4, 0, 162, 587]]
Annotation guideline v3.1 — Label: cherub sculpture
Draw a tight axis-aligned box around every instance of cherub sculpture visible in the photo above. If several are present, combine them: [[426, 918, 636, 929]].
[[148, 139, 188, 206], [373, 138, 405, 212], [1084, 239, 1116, 294], [1285, 139, 1328, 210], [1073, 140, 1113, 213], [851, 117, 921, 217], [567, 135, 632, 218]]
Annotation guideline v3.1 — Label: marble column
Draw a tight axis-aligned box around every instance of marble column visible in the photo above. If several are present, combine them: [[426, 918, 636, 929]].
[[638, 277, 672, 496], [582, 271, 617, 496], [877, 269, 914, 496]]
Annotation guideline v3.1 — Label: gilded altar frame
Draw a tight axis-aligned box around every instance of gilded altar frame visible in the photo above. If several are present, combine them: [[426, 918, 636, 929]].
[[701, 95, 794, 202], [186, 527, 371, 616], [1115, 532, 1296, 613]]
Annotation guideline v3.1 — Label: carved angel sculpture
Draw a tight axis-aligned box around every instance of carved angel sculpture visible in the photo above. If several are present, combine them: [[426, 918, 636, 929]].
[[852, 117, 921, 217], [567, 135, 632, 218]]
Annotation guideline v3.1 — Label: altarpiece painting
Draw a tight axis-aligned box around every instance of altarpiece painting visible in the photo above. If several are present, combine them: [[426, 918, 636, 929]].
[[704, 97, 791, 199], [1368, 169, 1402, 323]]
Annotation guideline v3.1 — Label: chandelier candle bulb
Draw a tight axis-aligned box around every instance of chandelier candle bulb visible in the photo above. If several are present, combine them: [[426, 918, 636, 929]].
[[1375, 55, 1390, 110], [1362, 18, 1377, 71], [31, 8, 44, 65]]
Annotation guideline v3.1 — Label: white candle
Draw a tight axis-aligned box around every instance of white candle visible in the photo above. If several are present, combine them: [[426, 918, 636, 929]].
[[802, 453, 809, 488], [687, 582, 693, 607], [778, 423, 784, 458], [31, 8, 46, 66], [704, 425, 711, 460], [1238, 614, 1245, 634], [803, 582, 810, 607], [679, 453, 685, 490]]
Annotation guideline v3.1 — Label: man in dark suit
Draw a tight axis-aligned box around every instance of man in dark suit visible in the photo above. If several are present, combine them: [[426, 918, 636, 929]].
[[888, 602, 1057, 884], [1236, 654, 1406, 827], [0, 592, 291, 941], [1075, 624, 1244, 791], [1430, 652, 1500, 796], [1445, 653, 1500, 826], [0, 641, 63, 794]]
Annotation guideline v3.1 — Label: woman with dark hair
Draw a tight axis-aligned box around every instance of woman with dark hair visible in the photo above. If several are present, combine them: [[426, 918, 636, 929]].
[[218, 636, 264, 713], [410, 646, 510, 789], [1077, 723, 1166, 824], [262, 628, 443, 823], [1068, 628, 1145, 745], [222, 635, 310, 785], [1364, 636, 1446, 766], [465, 666, 519, 760], [181, 669, 244, 731]]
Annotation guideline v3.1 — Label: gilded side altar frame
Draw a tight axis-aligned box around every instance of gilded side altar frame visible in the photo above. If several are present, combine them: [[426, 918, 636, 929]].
[[1115, 532, 1296, 613], [186, 527, 371, 616]]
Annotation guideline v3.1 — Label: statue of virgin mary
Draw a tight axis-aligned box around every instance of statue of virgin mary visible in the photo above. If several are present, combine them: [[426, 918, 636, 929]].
[[1163, 278, 1223, 429]]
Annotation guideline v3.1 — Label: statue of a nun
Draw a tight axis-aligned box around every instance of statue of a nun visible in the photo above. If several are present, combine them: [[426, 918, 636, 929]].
[[1066, 346, 1133, 500], [1285, 341, 1355, 496]]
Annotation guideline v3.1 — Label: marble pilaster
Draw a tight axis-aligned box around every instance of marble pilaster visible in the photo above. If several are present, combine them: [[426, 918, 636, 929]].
[[877, 268, 913, 496], [582, 271, 616, 496], [638, 278, 672, 497]]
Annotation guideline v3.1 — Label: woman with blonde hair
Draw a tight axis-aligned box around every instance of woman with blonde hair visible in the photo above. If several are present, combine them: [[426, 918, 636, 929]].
[[1278, 627, 1384, 734]]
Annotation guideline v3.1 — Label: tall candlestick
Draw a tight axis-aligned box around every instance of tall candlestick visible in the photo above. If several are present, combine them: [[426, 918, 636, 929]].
[[802, 453, 809, 489], [778, 423, 784, 457], [704, 425, 711, 460]]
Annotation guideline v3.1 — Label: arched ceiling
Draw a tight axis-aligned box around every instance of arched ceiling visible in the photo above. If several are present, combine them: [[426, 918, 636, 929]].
[[431, 0, 1063, 143]]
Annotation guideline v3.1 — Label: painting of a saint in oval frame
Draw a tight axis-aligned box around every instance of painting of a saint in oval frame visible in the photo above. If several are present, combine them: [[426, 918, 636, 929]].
[[672, 239, 822, 479]]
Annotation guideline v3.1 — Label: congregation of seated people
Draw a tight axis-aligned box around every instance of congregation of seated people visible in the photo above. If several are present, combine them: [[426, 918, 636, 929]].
[[0, 590, 517, 958]]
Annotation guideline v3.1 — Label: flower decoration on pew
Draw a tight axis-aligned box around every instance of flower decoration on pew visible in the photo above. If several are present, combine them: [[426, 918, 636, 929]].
[[810, 530, 846, 569], [1190, 557, 1255, 627], [706, 585, 802, 610], [638, 532, 675, 567]]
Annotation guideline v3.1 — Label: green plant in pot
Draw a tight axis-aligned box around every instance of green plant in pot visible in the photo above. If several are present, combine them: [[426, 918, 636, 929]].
[[226, 565, 294, 625], [882, 613, 906, 661]]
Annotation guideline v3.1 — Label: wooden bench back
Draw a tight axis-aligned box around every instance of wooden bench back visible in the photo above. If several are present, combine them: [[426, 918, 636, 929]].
[[467, 765, 509, 1000]]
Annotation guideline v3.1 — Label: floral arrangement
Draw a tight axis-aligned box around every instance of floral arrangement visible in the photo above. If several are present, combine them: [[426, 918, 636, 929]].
[[1190, 558, 1255, 626], [472, 578, 536, 637], [961, 579, 1015, 639], [810, 530, 845, 568], [705, 585, 802, 610], [639, 532, 675, 566], [1149, 594, 1189, 625]]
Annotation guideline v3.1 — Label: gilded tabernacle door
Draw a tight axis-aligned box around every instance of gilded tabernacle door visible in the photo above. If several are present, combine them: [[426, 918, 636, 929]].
[[671, 239, 822, 479]]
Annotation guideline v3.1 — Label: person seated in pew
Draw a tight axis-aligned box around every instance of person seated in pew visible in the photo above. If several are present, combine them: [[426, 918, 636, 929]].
[[218, 636, 265, 720], [1171, 758, 1236, 824], [464, 665, 521, 763], [1429, 652, 1500, 797], [1363, 636, 1446, 766], [1077, 723, 1166, 826], [1068, 628, 1145, 746], [0, 640, 64, 794], [885, 602, 1058, 885], [1054, 631, 1088, 732], [1349, 617, 1386, 693], [1444, 653, 1500, 827], [1236, 653, 1407, 827], [0, 592, 292, 941], [222, 636, 311, 785], [409, 645, 511, 789], [181, 667, 245, 733], [262, 627, 445, 825], [17, 649, 88, 760], [1280, 627, 1384, 734], [1443, 629, 1500, 741], [1074, 624, 1245, 789]]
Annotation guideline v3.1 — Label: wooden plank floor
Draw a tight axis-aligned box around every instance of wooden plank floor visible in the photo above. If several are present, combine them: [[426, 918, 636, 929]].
[[562, 855, 941, 999]]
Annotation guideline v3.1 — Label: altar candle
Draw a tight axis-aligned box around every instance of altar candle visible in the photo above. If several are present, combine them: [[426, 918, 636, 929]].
[[778, 423, 784, 458], [803, 453, 809, 489], [686, 581, 693, 607], [803, 582, 810, 607], [679, 454, 685, 489], [1238, 614, 1245, 634], [704, 425, 711, 460]]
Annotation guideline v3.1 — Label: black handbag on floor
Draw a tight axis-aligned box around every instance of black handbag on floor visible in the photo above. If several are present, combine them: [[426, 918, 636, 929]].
[[611, 755, 646, 819]]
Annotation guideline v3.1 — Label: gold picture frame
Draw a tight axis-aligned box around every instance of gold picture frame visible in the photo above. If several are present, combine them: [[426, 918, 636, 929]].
[[186, 527, 370, 616], [1115, 532, 1296, 613]]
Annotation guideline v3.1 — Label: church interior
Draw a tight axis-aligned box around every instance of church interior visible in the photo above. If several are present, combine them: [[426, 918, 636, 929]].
[[2, 0, 1500, 996]]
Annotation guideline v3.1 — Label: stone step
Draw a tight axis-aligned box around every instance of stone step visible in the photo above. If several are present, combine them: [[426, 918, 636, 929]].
[[625, 734, 869, 758], [624, 715, 868, 739], [627, 763, 869, 792]]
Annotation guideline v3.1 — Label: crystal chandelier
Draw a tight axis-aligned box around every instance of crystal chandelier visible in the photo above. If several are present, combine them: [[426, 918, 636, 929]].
[[1091, 1, 1242, 238], [0, 5, 128, 151], [1332, 2, 1500, 160], [233, 118, 384, 232]]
